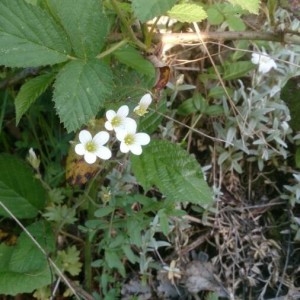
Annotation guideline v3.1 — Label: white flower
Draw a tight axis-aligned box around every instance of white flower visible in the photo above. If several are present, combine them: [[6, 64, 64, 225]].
[[251, 52, 277, 74], [134, 93, 153, 116], [75, 130, 111, 164], [116, 121, 150, 155], [105, 105, 136, 132]]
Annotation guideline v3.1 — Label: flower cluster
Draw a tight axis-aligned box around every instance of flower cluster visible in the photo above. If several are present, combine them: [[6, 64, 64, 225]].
[[74, 94, 152, 164]]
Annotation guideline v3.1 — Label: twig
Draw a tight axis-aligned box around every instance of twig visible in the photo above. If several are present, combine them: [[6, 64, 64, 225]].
[[108, 30, 300, 46]]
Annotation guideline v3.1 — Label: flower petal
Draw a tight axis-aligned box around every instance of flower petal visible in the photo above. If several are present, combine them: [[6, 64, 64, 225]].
[[106, 110, 116, 121], [123, 118, 137, 133], [95, 146, 112, 160], [78, 130, 92, 143], [251, 53, 260, 64], [75, 144, 85, 155], [129, 144, 142, 155], [120, 142, 130, 153], [135, 133, 150, 145], [116, 130, 127, 142], [84, 152, 97, 164], [140, 93, 152, 106], [117, 105, 129, 117], [104, 121, 113, 131], [93, 131, 110, 145]]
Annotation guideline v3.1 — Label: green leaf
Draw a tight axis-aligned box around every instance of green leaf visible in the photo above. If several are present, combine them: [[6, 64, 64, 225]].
[[131, 140, 213, 208], [207, 7, 225, 25], [131, 0, 177, 22], [227, 0, 261, 14], [94, 206, 115, 218], [47, 0, 109, 58], [168, 3, 208, 23], [226, 15, 246, 31], [113, 45, 155, 77], [15, 72, 56, 124], [0, 221, 55, 295], [0, 154, 47, 219], [53, 59, 113, 132], [57, 246, 82, 276], [223, 61, 254, 80], [105, 249, 125, 276], [0, 0, 71, 67]]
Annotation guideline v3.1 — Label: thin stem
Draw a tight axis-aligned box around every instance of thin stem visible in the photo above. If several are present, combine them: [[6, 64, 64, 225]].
[[96, 39, 129, 59], [110, 0, 148, 51]]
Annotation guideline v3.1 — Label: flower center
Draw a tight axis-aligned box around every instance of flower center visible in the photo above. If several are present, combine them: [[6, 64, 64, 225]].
[[124, 134, 135, 145], [111, 116, 121, 127], [85, 141, 97, 152], [135, 106, 147, 116]]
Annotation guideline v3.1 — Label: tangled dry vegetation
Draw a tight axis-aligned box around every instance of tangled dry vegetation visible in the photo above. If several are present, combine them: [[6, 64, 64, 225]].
[[141, 11, 300, 300]]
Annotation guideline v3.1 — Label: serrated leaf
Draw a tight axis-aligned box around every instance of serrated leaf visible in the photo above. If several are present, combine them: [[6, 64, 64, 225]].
[[0, 154, 47, 219], [47, 0, 109, 58], [57, 246, 82, 276], [227, 0, 261, 14], [168, 3, 207, 23], [113, 45, 155, 77], [0, 0, 71, 67], [53, 59, 113, 132], [131, 0, 177, 22], [15, 72, 56, 124], [0, 221, 55, 295], [131, 140, 213, 208]]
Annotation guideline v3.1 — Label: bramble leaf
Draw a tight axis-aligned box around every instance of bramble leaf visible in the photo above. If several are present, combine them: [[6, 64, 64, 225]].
[[227, 0, 261, 14], [15, 72, 56, 124], [0, 154, 47, 219], [131, 140, 213, 208], [0, 0, 71, 67], [53, 59, 113, 132], [168, 3, 207, 23], [47, 0, 109, 58], [0, 221, 55, 295], [131, 0, 177, 22]]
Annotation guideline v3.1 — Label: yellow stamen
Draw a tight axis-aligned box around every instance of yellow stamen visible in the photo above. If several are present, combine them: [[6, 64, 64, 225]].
[[85, 141, 96, 152], [124, 134, 135, 145]]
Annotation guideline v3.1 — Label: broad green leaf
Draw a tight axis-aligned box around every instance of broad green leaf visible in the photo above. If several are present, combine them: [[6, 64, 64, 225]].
[[168, 4, 207, 23], [207, 7, 225, 25], [53, 59, 113, 132], [223, 61, 254, 80], [226, 15, 246, 31], [0, 221, 55, 295], [131, 140, 213, 208], [0, 0, 71, 67], [113, 45, 155, 77], [15, 72, 56, 124], [47, 0, 109, 58], [227, 0, 261, 14], [131, 0, 177, 22], [0, 154, 47, 219]]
